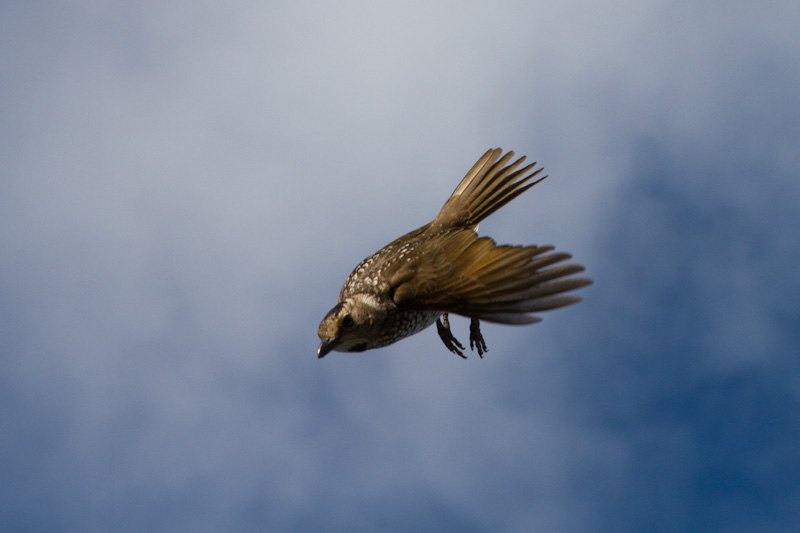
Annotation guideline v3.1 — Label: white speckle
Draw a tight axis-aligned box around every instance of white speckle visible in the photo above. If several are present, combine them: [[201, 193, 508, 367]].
[[354, 293, 384, 311]]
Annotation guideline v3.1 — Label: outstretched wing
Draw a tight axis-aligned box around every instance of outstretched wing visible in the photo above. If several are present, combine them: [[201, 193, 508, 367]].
[[433, 148, 546, 230]]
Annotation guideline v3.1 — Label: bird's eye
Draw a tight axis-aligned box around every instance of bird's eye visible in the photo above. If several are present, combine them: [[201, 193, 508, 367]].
[[341, 314, 355, 328]]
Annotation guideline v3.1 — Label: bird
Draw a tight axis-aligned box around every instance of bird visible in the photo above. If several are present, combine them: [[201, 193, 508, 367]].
[[317, 148, 592, 359]]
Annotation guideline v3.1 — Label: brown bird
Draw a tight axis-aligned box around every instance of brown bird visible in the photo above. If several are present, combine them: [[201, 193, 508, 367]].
[[317, 148, 592, 359]]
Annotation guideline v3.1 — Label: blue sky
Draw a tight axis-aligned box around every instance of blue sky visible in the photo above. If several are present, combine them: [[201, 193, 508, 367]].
[[2, 1, 799, 531]]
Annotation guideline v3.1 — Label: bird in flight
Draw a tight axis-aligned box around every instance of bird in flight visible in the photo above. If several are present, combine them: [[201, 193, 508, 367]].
[[317, 148, 592, 359]]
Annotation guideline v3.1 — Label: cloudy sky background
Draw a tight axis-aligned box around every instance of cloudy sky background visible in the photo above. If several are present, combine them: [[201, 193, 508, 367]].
[[2, 1, 799, 531]]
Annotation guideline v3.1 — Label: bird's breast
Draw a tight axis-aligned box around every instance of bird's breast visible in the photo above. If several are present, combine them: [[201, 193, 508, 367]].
[[374, 309, 441, 348]]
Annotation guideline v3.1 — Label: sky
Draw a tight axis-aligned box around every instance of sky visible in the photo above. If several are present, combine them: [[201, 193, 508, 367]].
[[2, 1, 799, 531]]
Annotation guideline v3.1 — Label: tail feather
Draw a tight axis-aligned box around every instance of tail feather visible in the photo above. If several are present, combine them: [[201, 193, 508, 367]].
[[394, 148, 592, 324], [433, 148, 546, 229], [466, 250, 569, 285], [469, 312, 543, 325], [476, 284, 591, 311], [409, 232, 592, 322], [460, 264, 589, 302]]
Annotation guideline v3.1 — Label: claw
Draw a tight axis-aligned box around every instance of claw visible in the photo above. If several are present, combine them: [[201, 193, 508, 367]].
[[436, 313, 466, 358], [469, 318, 488, 358]]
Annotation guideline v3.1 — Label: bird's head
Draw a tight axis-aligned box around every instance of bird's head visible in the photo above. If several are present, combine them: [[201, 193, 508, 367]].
[[317, 295, 385, 358]]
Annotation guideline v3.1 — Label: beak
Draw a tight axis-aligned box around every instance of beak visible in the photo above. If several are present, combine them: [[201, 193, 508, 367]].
[[317, 337, 340, 359]]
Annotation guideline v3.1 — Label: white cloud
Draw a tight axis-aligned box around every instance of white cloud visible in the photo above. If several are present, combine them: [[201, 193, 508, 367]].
[[2, 0, 799, 531]]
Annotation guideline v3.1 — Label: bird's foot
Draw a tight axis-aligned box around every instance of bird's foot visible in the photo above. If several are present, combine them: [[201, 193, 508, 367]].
[[436, 313, 466, 358], [469, 318, 488, 358]]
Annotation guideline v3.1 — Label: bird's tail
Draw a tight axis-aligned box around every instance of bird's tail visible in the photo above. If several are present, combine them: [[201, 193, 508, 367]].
[[433, 148, 545, 229], [429, 230, 593, 325]]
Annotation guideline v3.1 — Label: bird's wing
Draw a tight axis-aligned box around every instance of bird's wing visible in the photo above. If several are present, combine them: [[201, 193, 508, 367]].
[[390, 229, 592, 324], [432, 148, 546, 230]]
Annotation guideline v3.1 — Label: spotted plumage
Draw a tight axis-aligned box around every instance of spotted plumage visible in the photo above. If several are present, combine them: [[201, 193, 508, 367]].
[[317, 148, 592, 359]]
